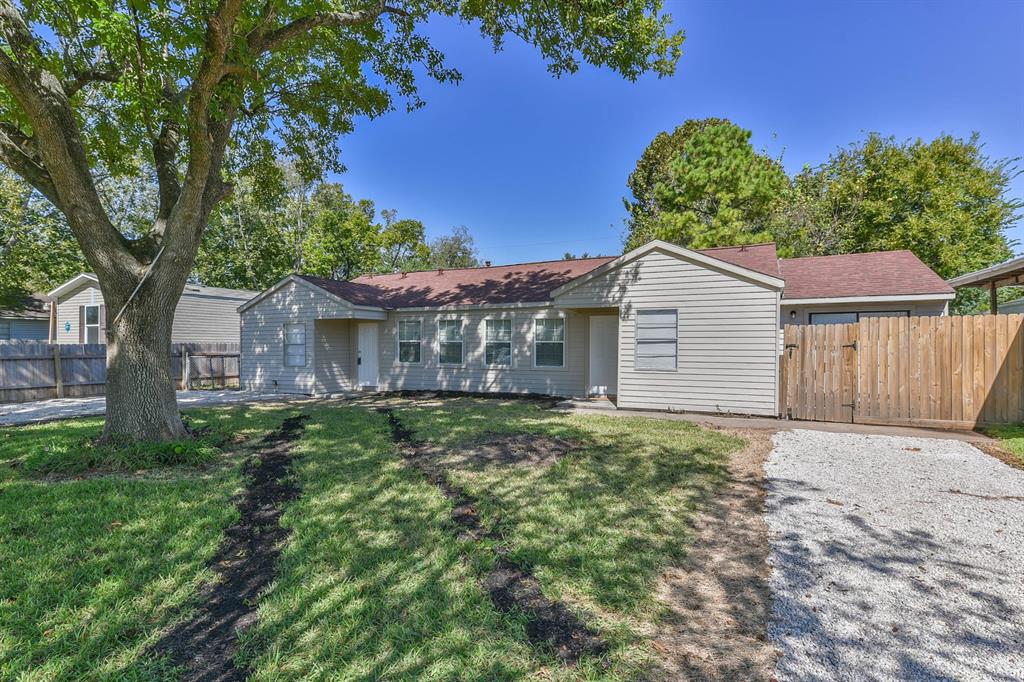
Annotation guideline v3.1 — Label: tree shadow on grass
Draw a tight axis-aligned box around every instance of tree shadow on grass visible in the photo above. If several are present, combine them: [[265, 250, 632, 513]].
[[768, 476, 1024, 681]]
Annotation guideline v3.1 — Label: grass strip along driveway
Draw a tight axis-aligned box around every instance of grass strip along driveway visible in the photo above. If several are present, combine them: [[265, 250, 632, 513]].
[[1, 396, 744, 680]]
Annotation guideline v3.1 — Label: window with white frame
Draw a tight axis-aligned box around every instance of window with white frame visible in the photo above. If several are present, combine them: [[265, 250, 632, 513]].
[[438, 319, 464, 364], [485, 319, 512, 366], [398, 320, 422, 363], [635, 309, 677, 370], [284, 322, 306, 367], [84, 305, 101, 343], [534, 318, 564, 367]]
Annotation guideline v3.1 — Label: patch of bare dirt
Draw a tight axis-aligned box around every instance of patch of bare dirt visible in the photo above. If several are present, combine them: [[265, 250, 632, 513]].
[[151, 414, 309, 682], [458, 433, 578, 467], [973, 440, 1024, 472], [649, 428, 778, 681], [378, 407, 606, 664]]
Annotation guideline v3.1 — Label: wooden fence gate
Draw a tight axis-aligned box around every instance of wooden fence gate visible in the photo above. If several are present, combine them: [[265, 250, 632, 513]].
[[780, 314, 1024, 429]]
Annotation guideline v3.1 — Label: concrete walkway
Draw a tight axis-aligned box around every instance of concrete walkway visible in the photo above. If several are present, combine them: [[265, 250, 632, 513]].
[[0, 390, 296, 426], [557, 402, 995, 444]]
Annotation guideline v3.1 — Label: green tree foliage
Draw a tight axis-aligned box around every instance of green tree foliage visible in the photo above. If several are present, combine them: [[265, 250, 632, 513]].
[[775, 134, 1018, 272], [628, 121, 788, 249], [0, 169, 86, 308], [0, 0, 683, 442], [624, 117, 730, 248], [428, 225, 479, 269], [196, 171, 437, 289], [773, 133, 1019, 312]]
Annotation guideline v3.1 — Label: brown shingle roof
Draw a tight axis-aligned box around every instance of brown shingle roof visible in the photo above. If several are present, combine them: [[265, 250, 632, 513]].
[[779, 250, 954, 299], [697, 243, 781, 278], [296, 243, 951, 308], [308, 256, 616, 308]]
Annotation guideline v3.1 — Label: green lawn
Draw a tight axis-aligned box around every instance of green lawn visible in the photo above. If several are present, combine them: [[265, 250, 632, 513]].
[[986, 424, 1024, 464], [1, 398, 743, 680]]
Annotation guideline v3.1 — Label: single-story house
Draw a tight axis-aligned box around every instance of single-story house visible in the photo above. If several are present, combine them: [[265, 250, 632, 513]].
[[238, 240, 954, 416], [48, 274, 257, 344], [0, 294, 50, 340]]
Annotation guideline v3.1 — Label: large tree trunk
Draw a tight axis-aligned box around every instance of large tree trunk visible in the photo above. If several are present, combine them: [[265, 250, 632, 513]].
[[99, 270, 190, 444]]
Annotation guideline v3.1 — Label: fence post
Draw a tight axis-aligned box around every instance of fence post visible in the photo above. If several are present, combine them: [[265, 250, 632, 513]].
[[181, 349, 189, 390], [53, 344, 64, 399]]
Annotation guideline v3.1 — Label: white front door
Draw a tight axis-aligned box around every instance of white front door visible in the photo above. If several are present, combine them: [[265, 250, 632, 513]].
[[588, 315, 618, 396], [357, 323, 379, 388]]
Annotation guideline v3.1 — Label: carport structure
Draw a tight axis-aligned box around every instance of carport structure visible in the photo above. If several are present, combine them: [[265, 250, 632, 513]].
[[948, 254, 1024, 313]]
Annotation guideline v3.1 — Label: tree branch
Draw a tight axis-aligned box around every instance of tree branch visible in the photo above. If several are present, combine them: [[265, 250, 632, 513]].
[[253, 3, 407, 54], [0, 123, 59, 206], [63, 67, 121, 96], [0, 0, 136, 278]]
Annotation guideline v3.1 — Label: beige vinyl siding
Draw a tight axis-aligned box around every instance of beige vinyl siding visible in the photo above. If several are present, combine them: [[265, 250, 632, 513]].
[[313, 319, 356, 394], [781, 300, 948, 325], [55, 282, 251, 344], [171, 291, 252, 343], [240, 279, 363, 394], [376, 308, 587, 397], [55, 284, 102, 343], [554, 248, 781, 415]]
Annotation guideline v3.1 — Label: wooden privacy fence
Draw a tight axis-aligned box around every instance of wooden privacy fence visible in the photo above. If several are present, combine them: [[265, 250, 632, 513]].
[[0, 342, 240, 404], [780, 314, 1024, 429]]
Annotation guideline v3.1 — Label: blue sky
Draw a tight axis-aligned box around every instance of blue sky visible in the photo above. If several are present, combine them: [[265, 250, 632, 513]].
[[333, 0, 1024, 264]]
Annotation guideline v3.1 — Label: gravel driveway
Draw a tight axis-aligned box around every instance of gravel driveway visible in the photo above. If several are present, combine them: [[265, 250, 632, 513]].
[[767, 429, 1024, 681], [0, 390, 294, 426]]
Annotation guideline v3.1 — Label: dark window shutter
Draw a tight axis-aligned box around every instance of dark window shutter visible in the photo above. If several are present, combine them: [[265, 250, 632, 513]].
[[99, 305, 106, 344], [79, 306, 85, 343]]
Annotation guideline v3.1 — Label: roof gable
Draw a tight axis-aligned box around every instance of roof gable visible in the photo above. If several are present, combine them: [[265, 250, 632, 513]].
[[552, 241, 785, 299]]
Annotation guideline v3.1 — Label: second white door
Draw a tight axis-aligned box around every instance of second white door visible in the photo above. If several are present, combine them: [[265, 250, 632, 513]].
[[357, 323, 379, 388], [588, 315, 618, 396]]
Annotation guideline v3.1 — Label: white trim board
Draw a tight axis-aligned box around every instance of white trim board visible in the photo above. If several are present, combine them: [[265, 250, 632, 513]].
[[782, 293, 955, 305]]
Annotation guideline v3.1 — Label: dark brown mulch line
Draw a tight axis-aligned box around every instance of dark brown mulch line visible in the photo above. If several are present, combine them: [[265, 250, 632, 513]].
[[458, 433, 578, 468], [150, 414, 309, 682], [378, 407, 607, 665]]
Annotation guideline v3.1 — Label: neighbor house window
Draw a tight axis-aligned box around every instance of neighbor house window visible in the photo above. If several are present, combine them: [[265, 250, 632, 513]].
[[84, 305, 101, 343], [808, 311, 910, 325], [485, 319, 512, 366], [635, 309, 677, 371], [284, 322, 306, 367], [534, 318, 564, 367], [438, 319, 464, 364], [398, 320, 422, 363]]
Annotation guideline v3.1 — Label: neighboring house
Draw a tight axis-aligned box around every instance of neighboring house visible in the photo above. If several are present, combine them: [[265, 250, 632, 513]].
[[48, 274, 256, 344], [1001, 298, 1024, 314], [238, 240, 954, 415], [0, 294, 50, 340]]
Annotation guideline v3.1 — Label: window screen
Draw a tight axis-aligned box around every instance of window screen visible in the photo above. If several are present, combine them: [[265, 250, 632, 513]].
[[398, 320, 422, 363], [284, 322, 306, 367], [534, 318, 564, 367], [635, 309, 677, 370], [485, 319, 512, 366], [438, 319, 464, 364]]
